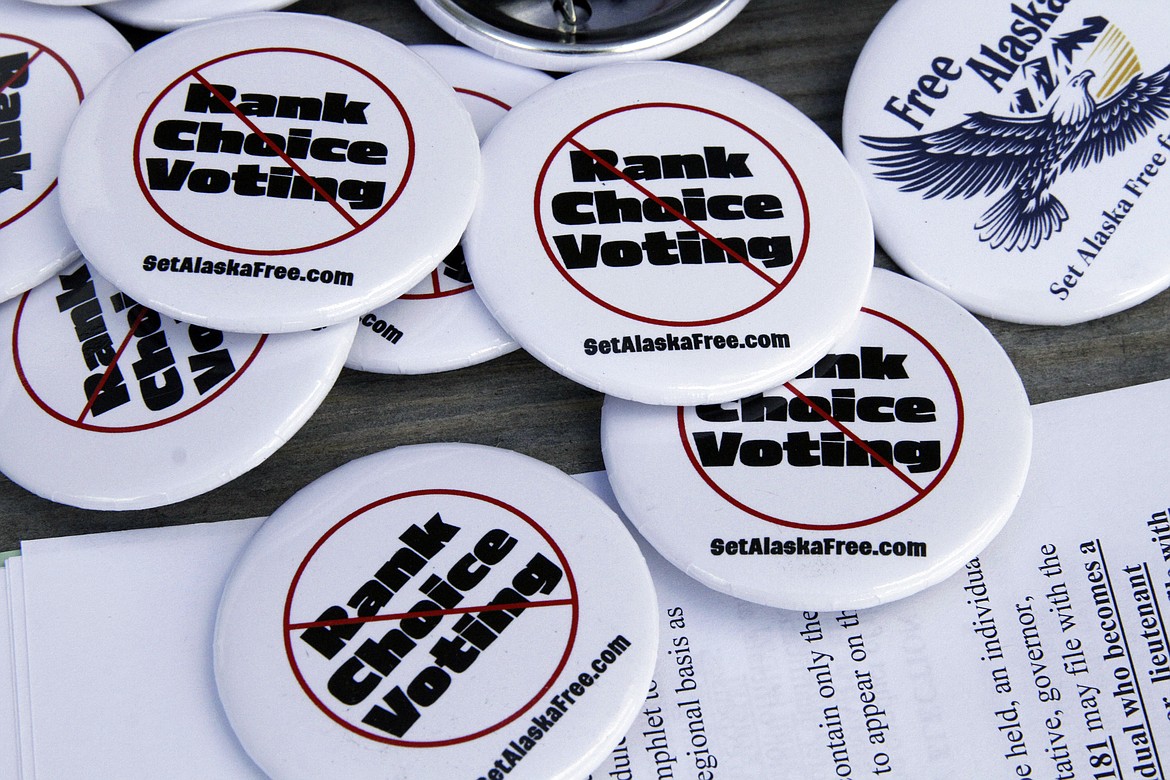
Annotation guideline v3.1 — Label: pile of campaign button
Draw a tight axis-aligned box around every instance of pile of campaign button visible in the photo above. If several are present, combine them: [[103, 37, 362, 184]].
[[0, 260, 357, 510], [0, 9, 502, 511], [0, 3, 131, 302], [843, 0, 1170, 325], [601, 269, 1033, 610], [0, 8, 1050, 779], [413, 0, 751, 72], [57, 11, 481, 334], [2, 0, 1040, 617], [214, 443, 658, 780], [464, 60, 874, 406], [346, 46, 553, 375]]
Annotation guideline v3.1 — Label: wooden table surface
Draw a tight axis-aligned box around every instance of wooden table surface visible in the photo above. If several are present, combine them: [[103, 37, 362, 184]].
[[3, 0, 1168, 551]]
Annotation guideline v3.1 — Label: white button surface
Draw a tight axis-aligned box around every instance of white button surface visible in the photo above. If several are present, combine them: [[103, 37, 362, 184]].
[[603, 269, 1033, 610], [214, 443, 658, 780], [844, 0, 1170, 324], [59, 13, 481, 334], [466, 61, 874, 405]]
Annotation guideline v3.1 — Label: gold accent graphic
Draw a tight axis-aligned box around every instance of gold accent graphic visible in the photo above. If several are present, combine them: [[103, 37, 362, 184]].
[[1087, 24, 1142, 99]]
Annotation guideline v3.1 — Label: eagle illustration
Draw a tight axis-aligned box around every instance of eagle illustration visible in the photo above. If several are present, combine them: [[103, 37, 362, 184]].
[[862, 64, 1170, 252]]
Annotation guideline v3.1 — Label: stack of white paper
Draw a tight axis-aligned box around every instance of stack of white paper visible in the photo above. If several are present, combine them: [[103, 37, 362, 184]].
[[1, 571, 17, 779], [4, 379, 1169, 778]]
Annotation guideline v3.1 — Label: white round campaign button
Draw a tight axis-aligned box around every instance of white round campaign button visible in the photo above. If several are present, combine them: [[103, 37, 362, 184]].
[[844, 0, 1170, 325], [58, 12, 481, 334], [0, 260, 357, 510], [346, 46, 553, 375], [214, 443, 657, 780], [413, 0, 749, 73], [96, 0, 296, 32], [465, 61, 874, 405], [0, 4, 130, 302], [601, 268, 1032, 610]]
